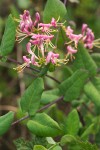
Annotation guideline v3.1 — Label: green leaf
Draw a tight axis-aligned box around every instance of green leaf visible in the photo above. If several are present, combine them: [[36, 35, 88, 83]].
[[14, 137, 48, 150], [84, 81, 100, 107], [59, 69, 88, 101], [81, 123, 95, 140], [14, 137, 34, 150], [33, 145, 47, 150], [77, 141, 98, 150], [43, 0, 67, 23], [91, 53, 100, 67], [61, 66, 73, 80], [0, 111, 14, 136], [49, 63, 55, 72], [63, 109, 80, 135], [41, 93, 58, 105], [46, 137, 56, 145], [0, 15, 16, 56], [40, 88, 60, 105], [10, 5, 19, 18], [92, 76, 100, 91], [20, 78, 44, 116], [51, 145, 62, 150], [61, 135, 98, 150], [27, 113, 61, 137], [60, 134, 76, 146], [38, 64, 50, 77], [72, 44, 97, 77]]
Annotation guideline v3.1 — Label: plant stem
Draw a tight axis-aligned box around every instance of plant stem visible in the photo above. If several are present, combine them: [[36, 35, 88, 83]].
[[12, 96, 63, 126], [64, 0, 67, 5], [83, 103, 95, 115], [0, 56, 60, 84]]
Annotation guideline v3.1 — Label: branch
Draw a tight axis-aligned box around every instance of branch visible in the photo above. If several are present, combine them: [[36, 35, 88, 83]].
[[0, 56, 60, 84], [0, 105, 17, 112], [83, 103, 95, 115], [12, 96, 63, 126], [64, 0, 67, 5]]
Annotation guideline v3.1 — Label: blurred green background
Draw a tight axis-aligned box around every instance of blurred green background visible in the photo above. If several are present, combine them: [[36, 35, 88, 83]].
[[0, 0, 100, 149]]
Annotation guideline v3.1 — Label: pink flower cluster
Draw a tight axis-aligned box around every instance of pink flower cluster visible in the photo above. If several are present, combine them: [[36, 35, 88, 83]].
[[16, 10, 66, 71], [82, 24, 94, 49], [65, 24, 95, 59], [15, 10, 96, 72]]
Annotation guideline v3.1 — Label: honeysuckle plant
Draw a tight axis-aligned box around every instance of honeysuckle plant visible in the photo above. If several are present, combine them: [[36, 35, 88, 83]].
[[14, 10, 99, 72], [0, 0, 100, 150]]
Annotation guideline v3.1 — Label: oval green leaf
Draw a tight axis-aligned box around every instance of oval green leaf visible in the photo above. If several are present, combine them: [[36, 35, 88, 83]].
[[59, 69, 89, 101], [33, 145, 47, 150], [84, 81, 100, 107], [0, 15, 16, 56], [0, 111, 14, 136], [27, 113, 61, 137], [60, 134, 76, 146], [20, 78, 44, 116], [43, 0, 67, 23], [63, 109, 80, 136], [72, 44, 97, 77]]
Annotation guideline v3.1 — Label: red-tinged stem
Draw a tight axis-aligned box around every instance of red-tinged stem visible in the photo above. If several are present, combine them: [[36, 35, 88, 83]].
[[12, 96, 64, 126], [64, 0, 67, 5]]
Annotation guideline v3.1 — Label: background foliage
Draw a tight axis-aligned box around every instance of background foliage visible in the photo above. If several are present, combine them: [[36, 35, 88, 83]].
[[0, 0, 100, 150]]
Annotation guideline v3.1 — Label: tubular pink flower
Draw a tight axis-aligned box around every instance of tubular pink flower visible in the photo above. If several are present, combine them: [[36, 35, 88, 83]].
[[66, 26, 74, 36], [19, 10, 33, 34], [69, 34, 83, 47], [26, 42, 38, 59], [82, 24, 88, 35], [30, 39, 40, 45], [66, 26, 82, 47], [46, 51, 59, 64], [35, 12, 40, 21], [39, 23, 51, 28], [39, 42, 44, 57], [82, 26, 94, 49], [31, 34, 54, 40], [23, 55, 39, 67], [30, 34, 54, 57], [51, 18, 57, 27], [31, 54, 37, 65], [23, 56, 31, 66], [34, 12, 40, 26], [67, 45, 77, 54], [38, 23, 52, 32], [26, 42, 33, 54], [31, 54, 39, 66], [85, 28, 94, 42]]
